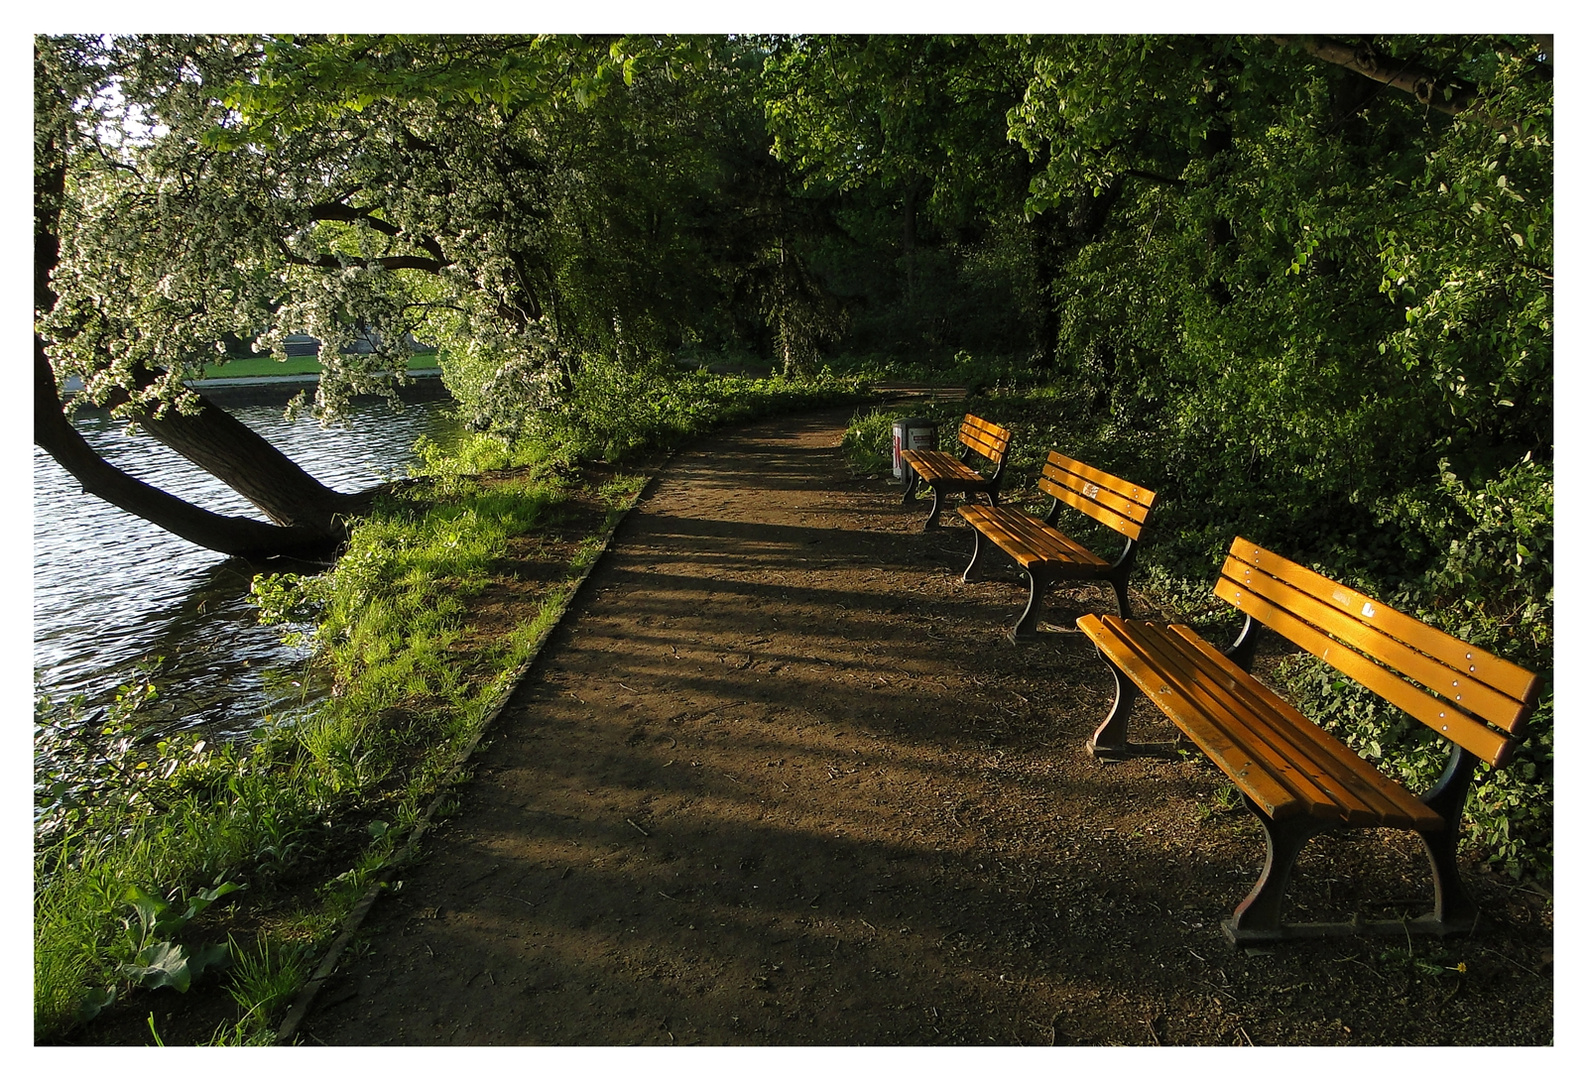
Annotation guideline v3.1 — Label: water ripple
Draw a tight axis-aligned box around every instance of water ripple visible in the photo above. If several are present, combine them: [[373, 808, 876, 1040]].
[[33, 397, 461, 739]]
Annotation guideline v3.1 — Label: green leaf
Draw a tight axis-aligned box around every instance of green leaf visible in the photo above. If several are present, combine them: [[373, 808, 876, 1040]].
[[122, 941, 192, 992], [75, 986, 117, 1024]]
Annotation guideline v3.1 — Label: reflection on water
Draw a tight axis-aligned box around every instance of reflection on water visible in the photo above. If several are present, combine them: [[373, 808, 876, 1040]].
[[33, 395, 462, 740]]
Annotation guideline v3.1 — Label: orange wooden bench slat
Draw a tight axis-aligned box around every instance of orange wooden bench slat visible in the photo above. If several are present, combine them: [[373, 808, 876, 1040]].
[[1124, 619, 1363, 822], [961, 416, 1013, 457], [1043, 477, 1149, 540], [959, 504, 1108, 570], [961, 428, 1007, 459], [1081, 614, 1311, 820], [1167, 626, 1443, 830], [1227, 538, 1540, 713], [1104, 615, 1438, 828], [901, 450, 983, 485], [1040, 452, 1157, 538], [1218, 550, 1531, 743], [1214, 562, 1518, 768]]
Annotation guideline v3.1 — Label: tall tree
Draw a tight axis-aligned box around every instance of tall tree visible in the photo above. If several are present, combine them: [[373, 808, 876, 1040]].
[[1005, 34, 1551, 502]]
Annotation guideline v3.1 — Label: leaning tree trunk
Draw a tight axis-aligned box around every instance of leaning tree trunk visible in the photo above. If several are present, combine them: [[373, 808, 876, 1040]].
[[101, 372, 376, 532], [35, 341, 353, 560]]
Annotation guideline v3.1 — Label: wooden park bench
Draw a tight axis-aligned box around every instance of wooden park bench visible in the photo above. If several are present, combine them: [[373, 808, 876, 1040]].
[[1077, 536, 1541, 945], [900, 414, 1012, 530], [958, 451, 1156, 641]]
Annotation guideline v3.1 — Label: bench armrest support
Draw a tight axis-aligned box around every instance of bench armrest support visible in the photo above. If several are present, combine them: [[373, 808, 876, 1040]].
[[1225, 613, 1262, 672], [1418, 745, 1483, 925]]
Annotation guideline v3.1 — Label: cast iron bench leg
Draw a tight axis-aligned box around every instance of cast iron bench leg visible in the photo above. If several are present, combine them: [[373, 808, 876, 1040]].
[[1010, 568, 1050, 641], [901, 470, 920, 505], [1106, 567, 1132, 620], [1224, 807, 1330, 943], [1418, 828, 1480, 932], [1418, 747, 1482, 930], [962, 528, 988, 583], [922, 487, 945, 529], [1086, 652, 1138, 757]]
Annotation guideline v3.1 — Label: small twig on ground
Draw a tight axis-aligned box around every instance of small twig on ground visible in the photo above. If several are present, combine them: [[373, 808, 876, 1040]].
[[1479, 946, 1541, 978], [626, 818, 650, 837]]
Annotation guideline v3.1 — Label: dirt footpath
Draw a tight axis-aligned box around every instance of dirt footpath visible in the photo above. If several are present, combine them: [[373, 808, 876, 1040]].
[[298, 407, 1553, 1046]]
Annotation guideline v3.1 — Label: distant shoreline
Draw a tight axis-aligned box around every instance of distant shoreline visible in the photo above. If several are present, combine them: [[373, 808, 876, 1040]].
[[61, 367, 453, 408]]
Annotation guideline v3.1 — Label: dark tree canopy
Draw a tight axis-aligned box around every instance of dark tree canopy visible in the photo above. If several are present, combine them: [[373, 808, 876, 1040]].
[[35, 33, 1550, 564]]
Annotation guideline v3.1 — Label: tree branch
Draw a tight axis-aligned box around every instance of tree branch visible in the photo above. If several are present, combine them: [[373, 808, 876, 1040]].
[[305, 200, 400, 236], [34, 341, 341, 559], [1123, 168, 1185, 188], [1274, 35, 1482, 119], [275, 235, 451, 273]]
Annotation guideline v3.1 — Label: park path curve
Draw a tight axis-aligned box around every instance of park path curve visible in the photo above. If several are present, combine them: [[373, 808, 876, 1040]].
[[295, 406, 1555, 1047]]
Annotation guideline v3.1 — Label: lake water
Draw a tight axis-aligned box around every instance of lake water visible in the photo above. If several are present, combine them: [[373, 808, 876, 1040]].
[[33, 392, 463, 741]]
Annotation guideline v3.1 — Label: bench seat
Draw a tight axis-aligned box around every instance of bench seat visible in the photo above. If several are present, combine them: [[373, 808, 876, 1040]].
[[958, 451, 1155, 639], [958, 504, 1111, 573], [902, 450, 989, 491], [1076, 536, 1540, 945], [1081, 614, 1442, 831], [900, 414, 1012, 529]]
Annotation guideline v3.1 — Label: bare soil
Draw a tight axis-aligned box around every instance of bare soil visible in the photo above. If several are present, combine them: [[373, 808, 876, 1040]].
[[283, 406, 1552, 1046]]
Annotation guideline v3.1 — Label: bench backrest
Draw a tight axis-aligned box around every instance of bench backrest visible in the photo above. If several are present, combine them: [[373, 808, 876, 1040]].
[[956, 415, 1013, 469], [1214, 537, 1541, 768], [1039, 452, 1156, 540]]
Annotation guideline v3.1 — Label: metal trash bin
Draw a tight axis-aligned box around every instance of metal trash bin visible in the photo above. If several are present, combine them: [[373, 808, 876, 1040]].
[[892, 417, 939, 482]]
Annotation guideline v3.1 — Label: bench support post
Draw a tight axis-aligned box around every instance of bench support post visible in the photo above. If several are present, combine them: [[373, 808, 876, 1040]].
[[1224, 807, 1330, 944], [1010, 569, 1051, 641], [1417, 746, 1482, 930], [962, 527, 988, 583], [1103, 537, 1140, 620], [901, 469, 920, 505], [1225, 615, 1262, 672], [1086, 651, 1139, 758]]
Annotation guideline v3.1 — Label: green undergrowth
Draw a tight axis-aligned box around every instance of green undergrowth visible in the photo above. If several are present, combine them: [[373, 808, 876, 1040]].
[[446, 349, 870, 466], [842, 377, 1553, 885], [34, 460, 640, 1043]]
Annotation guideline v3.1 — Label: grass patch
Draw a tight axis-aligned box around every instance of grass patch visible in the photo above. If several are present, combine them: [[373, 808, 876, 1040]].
[[33, 458, 639, 1043], [198, 351, 441, 380]]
